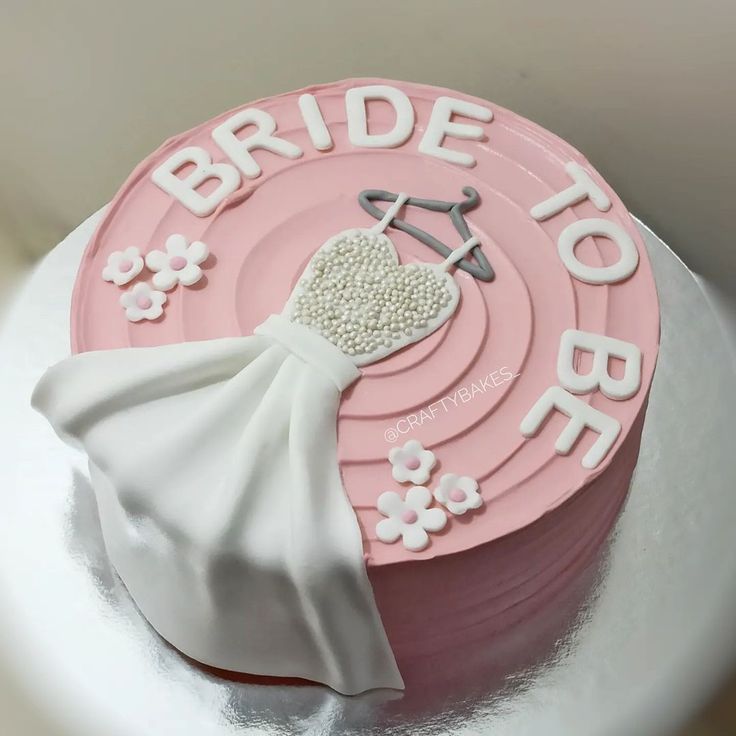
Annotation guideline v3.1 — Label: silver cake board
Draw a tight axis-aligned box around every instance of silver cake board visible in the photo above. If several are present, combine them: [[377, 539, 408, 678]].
[[0, 209, 735, 736]]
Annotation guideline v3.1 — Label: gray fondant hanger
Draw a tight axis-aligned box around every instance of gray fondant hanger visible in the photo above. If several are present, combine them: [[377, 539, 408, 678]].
[[358, 188, 494, 282]]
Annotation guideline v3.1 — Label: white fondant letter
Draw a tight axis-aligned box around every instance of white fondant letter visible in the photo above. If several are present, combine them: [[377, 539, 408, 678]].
[[530, 162, 611, 221], [212, 108, 303, 179], [557, 329, 642, 400], [298, 94, 333, 151], [151, 146, 241, 217], [418, 96, 493, 167], [345, 85, 415, 148], [558, 218, 639, 284], [520, 386, 621, 469]]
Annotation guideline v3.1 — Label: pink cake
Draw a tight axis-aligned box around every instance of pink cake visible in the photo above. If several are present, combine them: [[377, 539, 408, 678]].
[[34, 78, 659, 695]]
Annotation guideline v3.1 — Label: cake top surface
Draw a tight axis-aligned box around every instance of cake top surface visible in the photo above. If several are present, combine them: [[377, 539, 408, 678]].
[[71, 78, 659, 566]]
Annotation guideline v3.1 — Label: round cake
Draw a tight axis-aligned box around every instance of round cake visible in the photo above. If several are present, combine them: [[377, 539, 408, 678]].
[[33, 78, 659, 695]]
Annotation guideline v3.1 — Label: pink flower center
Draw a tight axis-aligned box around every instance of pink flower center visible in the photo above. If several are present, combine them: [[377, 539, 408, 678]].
[[136, 295, 153, 310], [449, 488, 467, 503], [404, 456, 421, 470], [118, 258, 134, 273], [170, 255, 188, 271], [401, 509, 418, 524]]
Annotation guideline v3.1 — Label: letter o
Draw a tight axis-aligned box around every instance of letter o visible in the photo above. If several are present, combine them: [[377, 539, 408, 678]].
[[558, 218, 639, 284]]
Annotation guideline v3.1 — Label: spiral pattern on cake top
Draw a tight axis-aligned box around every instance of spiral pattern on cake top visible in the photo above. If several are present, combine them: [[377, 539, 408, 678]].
[[71, 79, 659, 565]]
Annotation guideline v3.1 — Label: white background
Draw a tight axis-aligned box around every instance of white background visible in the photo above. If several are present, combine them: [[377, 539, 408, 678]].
[[1, 2, 734, 734]]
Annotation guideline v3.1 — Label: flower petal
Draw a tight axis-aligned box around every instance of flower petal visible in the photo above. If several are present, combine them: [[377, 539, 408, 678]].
[[165, 233, 188, 255], [377, 490, 404, 517], [420, 507, 447, 532], [407, 465, 432, 485], [145, 303, 165, 320], [187, 240, 208, 264], [446, 500, 467, 516], [127, 260, 144, 281], [419, 449, 436, 469], [145, 250, 169, 272], [405, 485, 431, 510], [152, 269, 178, 291], [458, 476, 478, 493], [467, 491, 483, 510], [151, 290, 168, 307], [376, 518, 402, 544], [391, 464, 410, 483], [432, 485, 448, 504], [402, 524, 429, 552], [440, 473, 458, 489], [119, 291, 135, 308], [404, 439, 422, 455], [178, 264, 203, 286], [388, 447, 403, 465]]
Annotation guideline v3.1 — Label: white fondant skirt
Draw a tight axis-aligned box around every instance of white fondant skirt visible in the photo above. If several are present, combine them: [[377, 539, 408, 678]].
[[32, 315, 402, 695]]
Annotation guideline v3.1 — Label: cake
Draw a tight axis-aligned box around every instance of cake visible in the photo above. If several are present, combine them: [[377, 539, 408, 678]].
[[32, 79, 660, 696]]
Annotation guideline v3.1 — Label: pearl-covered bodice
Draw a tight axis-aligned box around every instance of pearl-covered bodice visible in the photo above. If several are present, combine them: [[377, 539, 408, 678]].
[[284, 228, 458, 366], [281, 192, 484, 367]]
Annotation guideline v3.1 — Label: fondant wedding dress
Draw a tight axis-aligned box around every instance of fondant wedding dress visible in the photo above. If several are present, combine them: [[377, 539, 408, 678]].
[[33, 191, 488, 694]]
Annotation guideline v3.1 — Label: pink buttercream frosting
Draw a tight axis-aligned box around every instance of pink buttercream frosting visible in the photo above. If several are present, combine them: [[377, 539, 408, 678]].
[[69, 78, 659, 570]]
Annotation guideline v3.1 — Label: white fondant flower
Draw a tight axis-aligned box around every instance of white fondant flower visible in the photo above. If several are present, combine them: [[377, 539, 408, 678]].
[[101, 246, 144, 286], [375, 486, 447, 552], [120, 281, 167, 322], [145, 234, 208, 291], [433, 474, 482, 515], [388, 439, 436, 484]]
